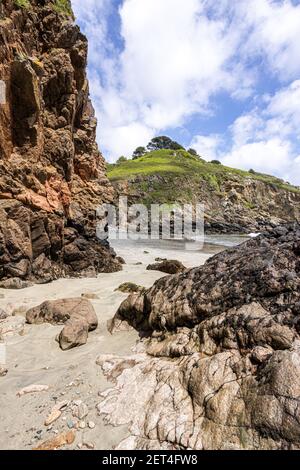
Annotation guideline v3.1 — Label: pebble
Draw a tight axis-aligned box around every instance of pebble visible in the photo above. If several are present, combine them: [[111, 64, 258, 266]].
[[67, 420, 75, 429], [88, 421, 95, 429], [83, 442, 95, 450], [72, 402, 88, 420], [79, 421, 86, 429], [17, 384, 49, 397], [44, 409, 61, 426]]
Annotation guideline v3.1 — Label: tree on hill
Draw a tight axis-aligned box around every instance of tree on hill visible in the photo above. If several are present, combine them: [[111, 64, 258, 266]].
[[147, 136, 184, 152], [132, 146, 146, 160], [210, 160, 222, 165], [187, 148, 198, 157], [116, 156, 127, 164]]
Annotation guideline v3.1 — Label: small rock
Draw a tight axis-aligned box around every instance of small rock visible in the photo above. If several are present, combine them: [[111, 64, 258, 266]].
[[83, 442, 95, 450], [77, 443, 83, 449], [0, 366, 8, 377], [33, 430, 75, 450], [116, 283, 146, 294], [72, 402, 88, 419], [81, 293, 99, 300], [44, 409, 61, 426], [79, 421, 86, 429], [88, 421, 95, 429], [0, 308, 8, 319], [146, 259, 186, 274], [17, 384, 49, 397], [67, 420, 75, 429]]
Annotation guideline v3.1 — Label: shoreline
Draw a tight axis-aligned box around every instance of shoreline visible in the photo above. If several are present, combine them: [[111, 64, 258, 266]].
[[0, 238, 222, 450]]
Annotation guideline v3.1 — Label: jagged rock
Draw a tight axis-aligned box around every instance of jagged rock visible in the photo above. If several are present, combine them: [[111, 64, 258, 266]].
[[104, 225, 300, 450], [0, 0, 121, 285], [146, 259, 186, 275]]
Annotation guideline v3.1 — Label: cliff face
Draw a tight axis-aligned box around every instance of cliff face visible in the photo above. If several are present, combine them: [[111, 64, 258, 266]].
[[108, 150, 300, 234], [0, 0, 121, 285]]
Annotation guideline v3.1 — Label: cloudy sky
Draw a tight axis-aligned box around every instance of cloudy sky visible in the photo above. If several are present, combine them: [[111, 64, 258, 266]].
[[72, 0, 300, 185]]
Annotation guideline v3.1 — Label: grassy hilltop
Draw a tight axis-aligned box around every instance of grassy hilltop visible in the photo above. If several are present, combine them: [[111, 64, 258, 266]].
[[107, 147, 300, 232]]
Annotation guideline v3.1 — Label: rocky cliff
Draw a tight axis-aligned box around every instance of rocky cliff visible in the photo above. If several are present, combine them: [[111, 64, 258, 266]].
[[108, 150, 300, 234], [103, 224, 300, 449], [0, 0, 121, 286]]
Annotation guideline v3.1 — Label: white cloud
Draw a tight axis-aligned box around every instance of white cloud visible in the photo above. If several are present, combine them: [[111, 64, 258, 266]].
[[222, 139, 292, 176], [190, 135, 222, 161], [72, 0, 300, 183], [236, 0, 300, 80]]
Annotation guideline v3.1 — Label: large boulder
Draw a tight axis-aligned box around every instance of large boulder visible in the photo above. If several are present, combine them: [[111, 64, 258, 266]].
[[26, 298, 98, 331], [104, 224, 300, 450], [26, 298, 98, 350]]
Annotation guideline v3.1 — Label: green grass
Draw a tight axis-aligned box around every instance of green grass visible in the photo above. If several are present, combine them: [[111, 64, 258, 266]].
[[14, 0, 30, 9], [52, 0, 73, 17], [108, 149, 300, 194]]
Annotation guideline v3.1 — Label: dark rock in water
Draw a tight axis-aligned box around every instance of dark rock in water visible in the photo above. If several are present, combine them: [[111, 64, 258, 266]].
[[26, 298, 98, 350], [146, 259, 186, 275], [108, 224, 300, 450], [0, 0, 121, 285]]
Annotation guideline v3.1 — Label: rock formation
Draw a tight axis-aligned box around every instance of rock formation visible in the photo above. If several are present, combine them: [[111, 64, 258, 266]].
[[99, 224, 300, 449], [109, 152, 300, 234], [26, 297, 98, 350], [0, 0, 121, 285]]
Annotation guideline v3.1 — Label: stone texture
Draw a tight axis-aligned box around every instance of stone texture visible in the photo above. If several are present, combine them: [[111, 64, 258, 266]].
[[146, 259, 186, 275], [102, 224, 300, 450], [0, 0, 121, 285]]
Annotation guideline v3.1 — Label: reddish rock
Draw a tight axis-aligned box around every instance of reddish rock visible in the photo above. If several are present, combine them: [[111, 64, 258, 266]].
[[0, 0, 121, 285]]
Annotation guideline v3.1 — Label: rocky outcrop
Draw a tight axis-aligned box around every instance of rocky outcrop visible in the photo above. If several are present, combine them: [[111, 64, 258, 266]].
[[26, 298, 98, 350], [101, 224, 300, 450], [0, 0, 121, 285], [112, 172, 300, 234]]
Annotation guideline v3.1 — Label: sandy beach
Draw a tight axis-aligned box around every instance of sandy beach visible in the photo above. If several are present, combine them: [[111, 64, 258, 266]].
[[0, 238, 221, 450]]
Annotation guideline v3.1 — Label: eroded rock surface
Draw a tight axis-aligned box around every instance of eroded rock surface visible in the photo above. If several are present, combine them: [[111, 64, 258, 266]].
[[0, 0, 121, 284], [100, 225, 300, 450]]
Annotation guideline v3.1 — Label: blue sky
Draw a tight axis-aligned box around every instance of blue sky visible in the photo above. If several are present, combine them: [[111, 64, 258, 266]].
[[72, 0, 300, 185]]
